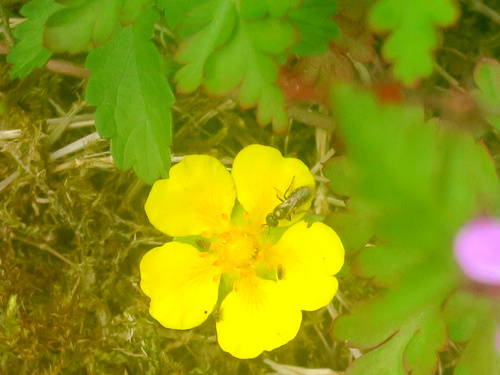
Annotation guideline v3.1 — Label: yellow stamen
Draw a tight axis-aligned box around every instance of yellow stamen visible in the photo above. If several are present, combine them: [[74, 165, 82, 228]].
[[209, 224, 266, 278], [201, 231, 212, 238]]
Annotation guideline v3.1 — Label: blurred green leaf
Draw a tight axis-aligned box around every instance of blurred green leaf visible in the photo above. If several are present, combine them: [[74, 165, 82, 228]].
[[289, 0, 340, 56], [171, 0, 340, 132], [444, 292, 500, 375], [334, 262, 455, 375], [332, 86, 500, 248], [7, 0, 62, 78], [356, 244, 428, 285], [156, 0, 206, 28], [85, 8, 174, 184], [369, 0, 459, 85], [174, 0, 296, 132], [325, 200, 376, 254], [473, 58, 500, 132], [239, 0, 300, 19], [331, 85, 500, 374], [324, 156, 359, 197], [44, 0, 151, 53], [325, 156, 377, 254]]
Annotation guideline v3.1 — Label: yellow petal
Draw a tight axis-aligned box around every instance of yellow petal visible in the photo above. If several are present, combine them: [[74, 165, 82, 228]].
[[140, 242, 222, 330], [231, 145, 315, 228], [145, 155, 236, 237], [216, 275, 302, 359], [269, 221, 345, 311]]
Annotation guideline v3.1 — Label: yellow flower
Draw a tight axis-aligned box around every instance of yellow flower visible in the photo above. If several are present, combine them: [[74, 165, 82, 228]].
[[140, 144, 345, 358]]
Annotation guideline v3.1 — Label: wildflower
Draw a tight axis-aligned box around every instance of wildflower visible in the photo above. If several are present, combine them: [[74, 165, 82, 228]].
[[453, 217, 500, 285], [140, 144, 345, 358]]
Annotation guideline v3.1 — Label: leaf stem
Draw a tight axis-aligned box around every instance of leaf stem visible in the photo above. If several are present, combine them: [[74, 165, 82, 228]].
[[470, 0, 500, 24], [0, 6, 14, 47], [434, 62, 466, 92], [44, 101, 87, 148], [49, 132, 101, 161], [11, 234, 75, 266]]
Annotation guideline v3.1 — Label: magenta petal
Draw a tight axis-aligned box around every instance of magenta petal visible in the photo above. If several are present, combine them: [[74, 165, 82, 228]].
[[454, 217, 500, 285]]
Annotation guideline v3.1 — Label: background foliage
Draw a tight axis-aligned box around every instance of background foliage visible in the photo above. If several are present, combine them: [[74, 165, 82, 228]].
[[1, 0, 500, 374]]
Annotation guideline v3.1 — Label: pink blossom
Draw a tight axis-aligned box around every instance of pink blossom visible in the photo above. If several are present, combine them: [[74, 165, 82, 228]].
[[453, 217, 500, 285]]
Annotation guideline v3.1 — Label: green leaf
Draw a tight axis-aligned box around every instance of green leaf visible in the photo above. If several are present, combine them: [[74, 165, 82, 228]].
[[172, 0, 300, 132], [325, 205, 375, 254], [44, 0, 151, 53], [444, 292, 500, 375], [170, 0, 340, 131], [369, 0, 459, 85], [174, 0, 238, 93], [334, 262, 454, 375], [356, 244, 429, 285], [289, 0, 340, 56], [7, 0, 62, 79], [324, 156, 359, 196], [332, 85, 500, 248], [239, 0, 300, 19], [473, 58, 500, 132], [331, 85, 500, 374], [85, 8, 174, 184], [156, 0, 207, 29]]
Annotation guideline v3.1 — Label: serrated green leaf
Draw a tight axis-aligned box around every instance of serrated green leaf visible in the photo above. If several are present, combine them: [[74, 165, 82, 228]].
[[473, 58, 500, 132], [334, 263, 455, 375], [44, 0, 151, 53], [332, 85, 500, 248], [325, 197, 376, 255], [344, 309, 447, 375], [331, 85, 500, 374], [455, 325, 500, 375], [85, 8, 174, 184], [444, 292, 500, 375], [369, 0, 459, 85], [174, 0, 237, 92], [7, 0, 62, 79], [174, 0, 297, 132], [324, 156, 359, 196], [325, 209, 375, 254], [289, 0, 340, 56], [356, 244, 428, 285], [332, 86, 438, 247], [156, 0, 207, 28], [332, 86, 432, 205], [239, 0, 301, 19]]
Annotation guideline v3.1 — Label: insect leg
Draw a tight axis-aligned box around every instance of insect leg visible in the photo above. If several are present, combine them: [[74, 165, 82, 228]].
[[283, 176, 296, 199]]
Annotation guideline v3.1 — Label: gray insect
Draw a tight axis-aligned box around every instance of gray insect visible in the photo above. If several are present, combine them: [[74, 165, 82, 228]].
[[265, 180, 313, 228]]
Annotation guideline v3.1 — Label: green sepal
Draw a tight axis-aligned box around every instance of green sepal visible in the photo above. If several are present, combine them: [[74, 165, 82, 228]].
[[173, 235, 211, 252], [216, 272, 238, 306]]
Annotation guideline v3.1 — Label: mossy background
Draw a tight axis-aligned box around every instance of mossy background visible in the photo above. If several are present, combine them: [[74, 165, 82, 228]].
[[1, 0, 500, 374], [0, 65, 350, 373]]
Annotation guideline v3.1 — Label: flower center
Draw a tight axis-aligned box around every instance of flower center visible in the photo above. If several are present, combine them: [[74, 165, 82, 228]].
[[210, 225, 264, 274]]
